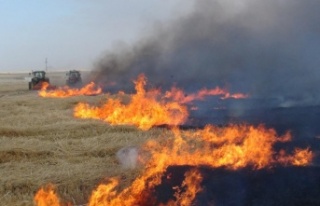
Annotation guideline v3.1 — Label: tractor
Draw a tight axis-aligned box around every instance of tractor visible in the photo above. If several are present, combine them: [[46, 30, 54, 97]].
[[66, 70, 82, 87], [28, 70, 51, 90]]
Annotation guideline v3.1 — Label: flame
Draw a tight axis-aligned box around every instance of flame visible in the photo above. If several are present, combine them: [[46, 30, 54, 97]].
[[34, 75, 314, 206], [139, 125, 313, 171], [292, 148, 313, 166], [85, 124, 313, 205], [168, 169, 203, 206], [277, 148, 313, 166], [88, 178, 120, 206], [34, 184, 61, 206], [34, 124, 313, 205], [164, 86, 249, 104], [74, 74, 188, 130], [38, 82, 102, 98]]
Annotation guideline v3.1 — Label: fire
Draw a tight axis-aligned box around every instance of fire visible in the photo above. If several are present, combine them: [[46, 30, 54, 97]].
[[164, 86, 249, 104], [88, 178, 120, 206], [137, 125, 313, 173], [292, 148, 313, 166], [38, 82, 102, 98], [74, 74, 188, 130], [73, 74, 250, 130], [168, 169, 203, 206], [82, 124, 313, 205], [34, 75, 314, 206], [277, 148, 313, 166], [34, 184, 61, 206], [34, 124, 313, 205]]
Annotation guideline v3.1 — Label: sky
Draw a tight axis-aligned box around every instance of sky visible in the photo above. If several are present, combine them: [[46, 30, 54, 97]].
[[90, 0, 320, 107], [0, 0, 192, 72], [1, 0, 319, 107]]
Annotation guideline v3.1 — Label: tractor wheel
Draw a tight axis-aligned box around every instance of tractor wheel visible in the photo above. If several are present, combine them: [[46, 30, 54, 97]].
[[28, 82, 32, 90]]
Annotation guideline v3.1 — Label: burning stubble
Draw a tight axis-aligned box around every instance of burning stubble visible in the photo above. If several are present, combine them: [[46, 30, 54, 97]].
[[91, 0, 320, 107], [34, 125, 313, 206], [38, 82, 102, 98]]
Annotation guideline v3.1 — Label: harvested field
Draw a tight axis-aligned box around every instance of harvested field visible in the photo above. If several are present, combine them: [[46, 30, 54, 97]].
[[1, 72, 319, 206], [0, 72, 165, 205]]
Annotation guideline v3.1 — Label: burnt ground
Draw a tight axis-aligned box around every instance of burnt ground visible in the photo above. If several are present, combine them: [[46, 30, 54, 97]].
[[150, 100, 320, 205], [186, 100, 320, 165], [149, 165, 320, 206], [145, 102, 320, 205], [188, 99, 320, 136]]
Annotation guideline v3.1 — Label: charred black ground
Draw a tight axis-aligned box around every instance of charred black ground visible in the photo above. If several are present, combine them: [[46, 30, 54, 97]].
[[140, 165, 320, 206]]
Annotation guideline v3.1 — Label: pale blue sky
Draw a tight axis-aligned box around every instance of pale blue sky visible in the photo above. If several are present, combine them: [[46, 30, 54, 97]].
[[0, 0, 192, 72]]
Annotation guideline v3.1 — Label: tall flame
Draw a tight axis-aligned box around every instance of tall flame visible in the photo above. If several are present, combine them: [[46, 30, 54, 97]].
[[39, 82, 102, 98], [34, 184, 61, 206], [169, 169, 203, 206], [88, 178, 120, 206], [74, 74, 188, 130]]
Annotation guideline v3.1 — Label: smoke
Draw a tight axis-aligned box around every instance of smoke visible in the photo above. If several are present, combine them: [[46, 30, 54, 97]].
[[92, 0, 320, 107], [116, 146, 139, 169]]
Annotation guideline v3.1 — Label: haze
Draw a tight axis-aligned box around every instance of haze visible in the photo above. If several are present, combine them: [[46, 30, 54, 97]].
[[0, 0, 192, 72]]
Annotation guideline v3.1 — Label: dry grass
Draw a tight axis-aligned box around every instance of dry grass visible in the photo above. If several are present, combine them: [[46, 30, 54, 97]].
[[0, 72, 166, 205]]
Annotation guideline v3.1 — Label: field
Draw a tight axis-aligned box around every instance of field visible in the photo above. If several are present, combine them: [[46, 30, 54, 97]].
[[1, 72, 319, 206], [0, 72, 167, 205]]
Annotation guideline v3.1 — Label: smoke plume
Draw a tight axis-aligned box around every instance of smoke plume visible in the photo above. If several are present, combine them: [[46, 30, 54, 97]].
[[116, 146, 139, 169], [91, 0, 320, 107]]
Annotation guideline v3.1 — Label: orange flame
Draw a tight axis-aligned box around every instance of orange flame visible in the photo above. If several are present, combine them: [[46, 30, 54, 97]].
[[34, 75, 313, 206], [34, 124, 313, 205], [85, 124, 313, 206], [38, 82, 102, 98], [168, 169, 203, 206], [292, 148, 313, 166], [277, 148, 313, 166], [74, 74, 188, 130], [139, 125, 313, 171], [164, 86, 249, 104], [88, 178, 120, 206], [34, 184, 61, 206]]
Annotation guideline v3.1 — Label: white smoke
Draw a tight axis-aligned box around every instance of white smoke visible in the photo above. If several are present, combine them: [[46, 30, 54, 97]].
[[116, 146, 139, 169]]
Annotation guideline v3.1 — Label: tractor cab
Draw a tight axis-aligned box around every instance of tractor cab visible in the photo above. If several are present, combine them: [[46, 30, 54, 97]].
[[32, 71, 46, 79], [28, 70, 50, 90], [66, 70, 82, 86]]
